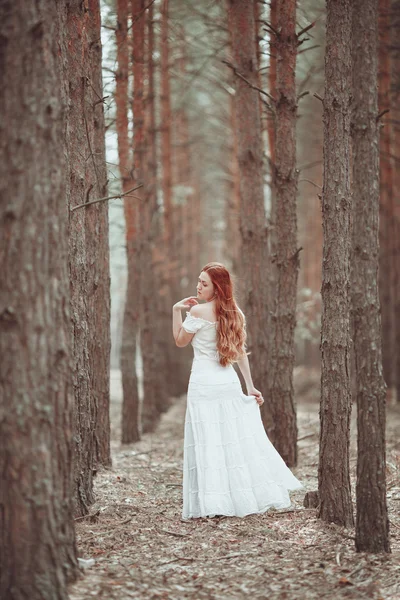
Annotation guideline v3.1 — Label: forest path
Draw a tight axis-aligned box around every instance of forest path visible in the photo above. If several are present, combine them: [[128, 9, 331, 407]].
[[69, 369, 400, 600]]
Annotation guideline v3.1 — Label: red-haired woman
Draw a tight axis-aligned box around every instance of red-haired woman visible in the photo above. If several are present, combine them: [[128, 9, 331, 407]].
[[173, 262, 303, 520]]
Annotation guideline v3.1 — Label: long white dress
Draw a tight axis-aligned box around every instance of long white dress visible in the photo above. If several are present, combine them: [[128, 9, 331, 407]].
[[181, 311, 304, 520]]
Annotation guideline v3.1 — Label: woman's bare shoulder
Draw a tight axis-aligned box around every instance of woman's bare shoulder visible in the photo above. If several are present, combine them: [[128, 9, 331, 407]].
[[190, 303, 216, 322]]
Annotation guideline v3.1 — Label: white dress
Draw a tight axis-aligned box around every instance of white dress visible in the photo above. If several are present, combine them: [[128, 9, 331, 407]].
[[181, 312, 304, 519]]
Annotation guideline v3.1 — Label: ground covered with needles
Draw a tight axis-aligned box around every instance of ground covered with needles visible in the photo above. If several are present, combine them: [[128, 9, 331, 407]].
[[69, 368, 400, 600]]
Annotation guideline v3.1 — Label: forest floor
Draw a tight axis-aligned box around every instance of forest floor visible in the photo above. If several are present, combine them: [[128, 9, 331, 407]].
[[69, 368, 400, 600]]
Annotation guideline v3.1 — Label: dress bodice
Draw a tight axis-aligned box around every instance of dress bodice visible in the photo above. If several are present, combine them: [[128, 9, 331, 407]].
[[182, 312, 219, 361]]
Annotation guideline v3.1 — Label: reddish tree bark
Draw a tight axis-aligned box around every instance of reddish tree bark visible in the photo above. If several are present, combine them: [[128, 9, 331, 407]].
[[140, 1, 160, 433], [66, 0, 99, 515], [318, 0, 354, 528], [267, 0, 299, 467], [117, 0, 141, 443], [267, 0, 277, 168], [0, 1, 78, 596], [378, 0, 395, 391], [87, 0, 112, 468], [227, 0, 269, 414], [351, 0, 390, 553], [161, 0, 174, 245], [392, 0, 400, 403], [146, 3, 171, 416], [225, 92, 241, 273]]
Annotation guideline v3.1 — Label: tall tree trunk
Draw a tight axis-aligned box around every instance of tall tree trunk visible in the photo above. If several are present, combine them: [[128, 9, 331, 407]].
[[378, 0, 395, 392], [161, 0, 173, 246], [147, 3, 170, 416], [225, 92, 241, 273], [0, 2, 78, 596], [117, 0, 141, 443], [66, 0, 97, 515], [227, 0, 269, 417], [318, 0, 354, 528], [392, 0, 400, 403], [267, 0, 277, 178], [267, 0, 299, 467], [351, 0, 390, 553], [87, 0, 112, 467], [160, 0, 182, 398], [140, 1, 160, 433]]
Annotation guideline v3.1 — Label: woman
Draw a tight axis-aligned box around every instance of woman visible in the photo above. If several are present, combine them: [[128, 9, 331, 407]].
[[172, 262, 303, 520]]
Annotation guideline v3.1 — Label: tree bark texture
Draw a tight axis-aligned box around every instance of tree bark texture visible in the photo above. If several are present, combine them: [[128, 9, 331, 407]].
[[351, 0, 390, 553], [392, 0, 400, 403], [267, 0, 299, 467], [227, 0, 269, 419], [0, 2, 78, 597], [225, 92, 241, 274], [161, 0, 174, 246], [117, 0, 141, 443], [267, 0, 277, 169], [318, 0, 354, 528], [160, 0, 188, 398], [147, 3, 170, 417], [138, 1, 159, 433], [378, 0, 395, 390], [66, 0, 103, 515], [87, 0, 112, 468]]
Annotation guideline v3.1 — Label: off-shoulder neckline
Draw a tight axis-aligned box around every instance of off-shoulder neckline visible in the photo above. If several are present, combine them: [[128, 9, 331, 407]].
[[185, 311, 217, 325]]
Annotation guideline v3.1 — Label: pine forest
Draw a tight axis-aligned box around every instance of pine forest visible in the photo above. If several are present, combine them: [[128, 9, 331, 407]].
[[0, 0, 399, 599]]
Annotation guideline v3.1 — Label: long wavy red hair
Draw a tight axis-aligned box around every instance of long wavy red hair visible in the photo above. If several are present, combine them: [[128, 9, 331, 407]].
[[201, 262, 247, 367]]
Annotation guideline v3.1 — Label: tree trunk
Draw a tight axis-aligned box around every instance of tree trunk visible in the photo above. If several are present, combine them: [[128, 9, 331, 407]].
[[140, 1, 160, 433], [225, 92, 241, 273], [392, 0, 400, 403], [0, 2, 78, 597], [160, 0, 184, 398], [147, 3, 170, 416], [318, 0, 354, 528], [116, 0, 141, 443], [87, 0, 112, 468], [267, 0, 277, 169], [267, 0, 299, 467], [65, 0, 98, 515], [378, 0, 395, 392], [227, 0, 269, 417], [161, 0, 174, 246], [351, 0, 390, 553]]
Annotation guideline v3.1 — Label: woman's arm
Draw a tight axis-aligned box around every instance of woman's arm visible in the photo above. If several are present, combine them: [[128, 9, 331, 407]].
[[172, 306, 194, 347], [236, 353, 254, 393], [172, 296, 198, 347], [236, 353, 264, 406]]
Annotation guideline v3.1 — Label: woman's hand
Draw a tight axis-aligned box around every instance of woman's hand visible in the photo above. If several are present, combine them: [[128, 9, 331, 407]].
[[173, 296, 199, 311], [248, 386, 264, 406]]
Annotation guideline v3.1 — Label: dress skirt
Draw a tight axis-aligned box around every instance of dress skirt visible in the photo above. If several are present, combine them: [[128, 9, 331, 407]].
[[182, 357, 304, 519]]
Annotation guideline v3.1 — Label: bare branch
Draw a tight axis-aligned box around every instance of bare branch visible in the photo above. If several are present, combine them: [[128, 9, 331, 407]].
[[259, 19, 279, 37], [297, 90, 310, 101], [298, 44, 321, 55], [297, 22, 315, 39], [222, 59, 275, 104], [298, 178, 323, 190], [70, 184, 143, 212], [376, 108, 390, 121]]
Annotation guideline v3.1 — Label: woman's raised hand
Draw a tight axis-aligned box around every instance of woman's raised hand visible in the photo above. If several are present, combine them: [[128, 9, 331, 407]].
[[173, 296, 199, 311]]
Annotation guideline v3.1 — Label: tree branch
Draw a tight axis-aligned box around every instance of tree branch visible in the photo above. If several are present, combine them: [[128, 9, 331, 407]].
[[297, 22, 315, 39], [222, 59, 275, 104], [297, 90, 310, 101], [376, 108, 390, 121], [70, 184, 143, 212], [298, 178, 323, 190]]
